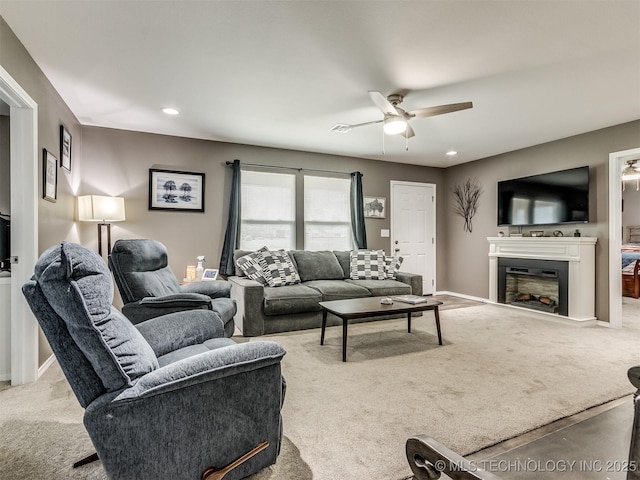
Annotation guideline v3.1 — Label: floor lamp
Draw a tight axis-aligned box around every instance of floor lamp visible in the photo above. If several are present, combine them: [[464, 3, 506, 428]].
[[77, 195, 126, 257]]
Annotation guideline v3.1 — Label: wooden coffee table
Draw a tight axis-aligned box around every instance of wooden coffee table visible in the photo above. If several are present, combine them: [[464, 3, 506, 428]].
[[319, 296, 444, 362]]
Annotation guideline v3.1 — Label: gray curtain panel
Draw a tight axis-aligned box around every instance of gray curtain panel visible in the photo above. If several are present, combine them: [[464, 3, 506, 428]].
[[219, 159, 242, 276], [350, 171, 367, 249]]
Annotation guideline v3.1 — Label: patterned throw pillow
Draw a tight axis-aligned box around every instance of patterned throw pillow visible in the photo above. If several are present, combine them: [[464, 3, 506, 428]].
[[350, 250, 386, 280], [236, 246, 269, 285], [259, 250, 301, 287], [384, 255, 404, 279]]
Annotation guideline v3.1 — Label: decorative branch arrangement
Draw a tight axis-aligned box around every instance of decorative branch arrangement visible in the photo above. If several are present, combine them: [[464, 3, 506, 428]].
[[452, 178, 483, 233]]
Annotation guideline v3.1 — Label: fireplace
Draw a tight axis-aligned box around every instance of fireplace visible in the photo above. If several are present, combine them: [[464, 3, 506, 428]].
[[497, 257, 568, 316], [487, 237, 597, 324]]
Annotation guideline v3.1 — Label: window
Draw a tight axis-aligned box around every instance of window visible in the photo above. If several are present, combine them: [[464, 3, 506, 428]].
[[240, 171, 296, 251], [304, 175, 352, 251]]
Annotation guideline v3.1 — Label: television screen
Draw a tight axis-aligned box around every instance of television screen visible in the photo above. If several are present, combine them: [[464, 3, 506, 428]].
[[497, 166, 589, 227]]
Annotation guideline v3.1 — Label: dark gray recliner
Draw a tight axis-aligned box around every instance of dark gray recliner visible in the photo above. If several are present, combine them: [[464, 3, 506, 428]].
[[109, 238, 236, 336], [23, 242, 286, 480]]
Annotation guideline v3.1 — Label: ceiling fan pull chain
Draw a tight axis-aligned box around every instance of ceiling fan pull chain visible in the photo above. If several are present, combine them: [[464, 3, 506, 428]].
[[382, 128, 385, 155], [405, 134, 409, 152]]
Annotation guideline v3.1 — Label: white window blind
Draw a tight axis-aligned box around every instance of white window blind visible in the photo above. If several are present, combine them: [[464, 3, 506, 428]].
[[304, 175, 352, 251], [240, 170, 296, 251]]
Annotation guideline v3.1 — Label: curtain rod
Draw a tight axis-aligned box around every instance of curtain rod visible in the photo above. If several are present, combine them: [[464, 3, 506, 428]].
[[225, 161, 353, 177]]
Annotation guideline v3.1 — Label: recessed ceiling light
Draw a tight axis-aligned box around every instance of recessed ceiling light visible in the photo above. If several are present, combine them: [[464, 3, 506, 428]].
[[162, 107, 179, 115], [446, 150, 458, 156]]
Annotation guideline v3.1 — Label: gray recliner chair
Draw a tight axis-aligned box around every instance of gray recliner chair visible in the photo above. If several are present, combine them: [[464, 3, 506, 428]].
[[108, 238, 236, 336], [23, 242, 286, 480]]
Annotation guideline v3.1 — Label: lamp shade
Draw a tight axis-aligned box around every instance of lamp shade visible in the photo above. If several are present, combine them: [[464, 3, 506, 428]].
[[78, 195, 126, 222]]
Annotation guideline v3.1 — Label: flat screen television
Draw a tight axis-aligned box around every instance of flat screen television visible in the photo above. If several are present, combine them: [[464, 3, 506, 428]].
[[497, 166, 589, 227]]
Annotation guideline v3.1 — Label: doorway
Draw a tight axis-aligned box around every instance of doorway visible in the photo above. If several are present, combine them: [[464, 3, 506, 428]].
[[609, 147, 640, 328], [390, 181, 436, 294], [0, 66, 39, 384]]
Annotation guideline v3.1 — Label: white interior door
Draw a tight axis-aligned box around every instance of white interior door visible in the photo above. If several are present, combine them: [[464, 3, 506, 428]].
[[390, 181, 435, 295]]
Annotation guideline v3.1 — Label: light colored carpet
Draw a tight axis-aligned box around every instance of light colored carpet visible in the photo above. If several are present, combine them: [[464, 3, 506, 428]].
[[1, 298, 639, 480]]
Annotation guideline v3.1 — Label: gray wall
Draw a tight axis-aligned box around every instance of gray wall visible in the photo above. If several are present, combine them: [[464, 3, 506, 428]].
[[80, 126, 446, 306], [443, 120, 640, 322], [0, 16, 82, 364]]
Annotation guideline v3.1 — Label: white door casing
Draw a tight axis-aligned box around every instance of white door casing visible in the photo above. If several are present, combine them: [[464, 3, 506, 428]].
[[0, 66, 39, 384], [390, 181, 436, 295], [609, 147, 640, 328]]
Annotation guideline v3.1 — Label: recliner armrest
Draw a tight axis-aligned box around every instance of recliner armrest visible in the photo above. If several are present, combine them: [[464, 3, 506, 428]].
[[180, 280, 231, 298], [122, 293, 212, 324], [135, 310, 226, 357], [139, 292, 212, 306], [113, 341, 285, 401]]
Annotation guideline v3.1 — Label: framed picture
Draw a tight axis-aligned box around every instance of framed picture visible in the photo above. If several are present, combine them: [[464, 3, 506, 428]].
[[201, 268, 219, 281], [149, 168, 205, 212], [60, 124, 72, 172], [364, 196, 386, 218], [43, 149, 57, 202]]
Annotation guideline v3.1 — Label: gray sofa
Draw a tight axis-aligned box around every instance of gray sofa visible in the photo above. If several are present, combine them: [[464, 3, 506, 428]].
[[229, 249, 423, 336]]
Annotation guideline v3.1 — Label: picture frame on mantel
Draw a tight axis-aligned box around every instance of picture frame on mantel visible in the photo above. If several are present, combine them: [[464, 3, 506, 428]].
[[364, 196, 386, 218], [60, 124, 72, 172], [43, 149, 57, 202], [148, 168, 205, 212]]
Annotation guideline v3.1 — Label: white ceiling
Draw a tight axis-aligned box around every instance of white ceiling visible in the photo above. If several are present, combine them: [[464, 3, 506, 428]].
[[1, 0, 639, 168]]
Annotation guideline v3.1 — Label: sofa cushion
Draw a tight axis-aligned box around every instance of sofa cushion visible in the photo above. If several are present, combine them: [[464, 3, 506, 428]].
[[345, 279, 412, 297], [384, 255, 404, 279], [35, 242, 159, 392], [236, 247, 269, 285], [233, 249, 256, 277], [350, 250, 386, 280], [333, 251, 351, 279], [292, 251, 344, 282], [304, 280, 372, 301], [263, 284, 323, 316], [259, 250, 301, 287]]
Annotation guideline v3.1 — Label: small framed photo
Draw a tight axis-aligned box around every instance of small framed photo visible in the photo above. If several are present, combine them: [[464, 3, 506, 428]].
[[364, 196, 386, 218], [43, 149, 57, 202], [201, 268, 219, 281], [60, 124, 72, 172], [149, 168, 205, 212]]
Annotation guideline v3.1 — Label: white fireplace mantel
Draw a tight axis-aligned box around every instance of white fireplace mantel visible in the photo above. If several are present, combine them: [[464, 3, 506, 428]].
[[487, 236, 597, 324]]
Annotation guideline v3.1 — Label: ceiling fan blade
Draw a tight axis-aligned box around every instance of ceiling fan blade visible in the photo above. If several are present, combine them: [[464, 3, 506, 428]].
[[330, 119, 383, 133], [369, 91, 399, 116], [409, 101, 473, 119], [404, 123, 415, 138]]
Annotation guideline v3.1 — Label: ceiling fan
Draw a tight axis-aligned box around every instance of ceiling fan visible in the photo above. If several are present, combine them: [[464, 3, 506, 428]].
[[331, 91, 473, 138]]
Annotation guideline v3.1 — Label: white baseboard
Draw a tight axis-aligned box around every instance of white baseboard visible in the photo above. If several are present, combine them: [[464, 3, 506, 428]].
[[37, 354, 56, 379], [435, 291, 487, 304], [436, 291, 605, 328]]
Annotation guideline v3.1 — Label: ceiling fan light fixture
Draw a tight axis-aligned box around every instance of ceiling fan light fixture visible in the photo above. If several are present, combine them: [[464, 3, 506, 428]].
[[622, 164, 640, 180], [383, 116, 407, 135]]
